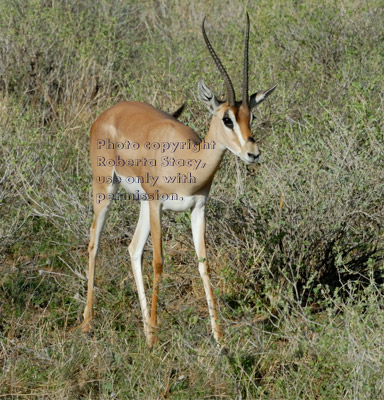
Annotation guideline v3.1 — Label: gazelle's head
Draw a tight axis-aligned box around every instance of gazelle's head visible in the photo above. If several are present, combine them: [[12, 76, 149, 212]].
[[198, 14, 276, 164]]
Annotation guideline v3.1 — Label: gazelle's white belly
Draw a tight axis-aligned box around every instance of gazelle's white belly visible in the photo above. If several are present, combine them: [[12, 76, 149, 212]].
[[162, 195, 198, 211], [116, 171, 204, 212], [116, 172, 147, 196]]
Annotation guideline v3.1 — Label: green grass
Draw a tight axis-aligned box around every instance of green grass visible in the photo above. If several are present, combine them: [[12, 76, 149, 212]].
[[1, 0, 383, 398]]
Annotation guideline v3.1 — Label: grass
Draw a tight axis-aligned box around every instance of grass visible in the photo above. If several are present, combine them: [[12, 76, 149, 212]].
[[1, 0, 383, 398]]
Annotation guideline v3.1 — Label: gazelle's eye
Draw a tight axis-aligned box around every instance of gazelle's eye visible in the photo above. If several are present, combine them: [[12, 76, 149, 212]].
[[223, 117, 233, 129]]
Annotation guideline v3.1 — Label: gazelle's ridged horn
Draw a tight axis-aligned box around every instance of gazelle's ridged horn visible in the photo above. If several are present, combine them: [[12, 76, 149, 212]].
[[202, 17, 236, 106], [242, 13, 250, 107]]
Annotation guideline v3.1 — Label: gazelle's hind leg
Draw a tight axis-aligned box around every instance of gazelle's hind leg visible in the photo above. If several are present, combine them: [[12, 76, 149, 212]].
[[82, 182, 117, 332], [128, 201, 151, 343], [148, 201, 163, 347], [191, 201, 222, 343]]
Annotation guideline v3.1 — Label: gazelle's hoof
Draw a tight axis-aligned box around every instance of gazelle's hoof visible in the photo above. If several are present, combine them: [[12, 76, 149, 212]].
[[147, 333, 158, 348], [146, 325, 159, 348], [217, 344, 230, 356], [81, 319, 92, 333]]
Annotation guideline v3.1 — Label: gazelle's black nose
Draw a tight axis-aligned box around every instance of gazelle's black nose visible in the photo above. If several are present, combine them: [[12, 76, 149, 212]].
[[247, 152, 260, 162]]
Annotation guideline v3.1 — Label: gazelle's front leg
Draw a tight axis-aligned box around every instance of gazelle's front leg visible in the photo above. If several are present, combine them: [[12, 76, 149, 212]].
[[191, 201, 222, 343], [148, 201, 163, 347], [128, 201, 151, 342]]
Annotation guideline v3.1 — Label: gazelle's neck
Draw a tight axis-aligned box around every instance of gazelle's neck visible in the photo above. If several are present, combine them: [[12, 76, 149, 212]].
[[191, 117, 227, 190]]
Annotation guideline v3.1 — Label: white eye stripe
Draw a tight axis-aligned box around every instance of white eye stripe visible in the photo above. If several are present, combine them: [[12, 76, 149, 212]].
[[228, 110, 246, 147]]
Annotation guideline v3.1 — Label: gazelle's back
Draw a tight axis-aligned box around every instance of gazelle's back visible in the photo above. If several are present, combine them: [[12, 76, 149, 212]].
[[90, 101, 199, 148]]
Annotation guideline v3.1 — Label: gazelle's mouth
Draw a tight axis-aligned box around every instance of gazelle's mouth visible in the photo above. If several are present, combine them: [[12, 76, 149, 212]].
[[246, 152, 260, 163], [239, 152, 260, 165]]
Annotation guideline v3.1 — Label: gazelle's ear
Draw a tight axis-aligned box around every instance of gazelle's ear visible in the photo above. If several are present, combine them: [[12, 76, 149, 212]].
[[250, 84, 277, 109], [198, 80, 221, 114]]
